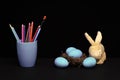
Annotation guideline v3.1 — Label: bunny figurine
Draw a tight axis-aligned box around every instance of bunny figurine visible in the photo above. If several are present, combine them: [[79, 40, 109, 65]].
[[84, 31, 106, 64]]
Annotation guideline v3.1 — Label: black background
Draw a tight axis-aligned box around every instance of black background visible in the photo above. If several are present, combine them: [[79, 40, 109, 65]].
[[0, 1, 119, 58]]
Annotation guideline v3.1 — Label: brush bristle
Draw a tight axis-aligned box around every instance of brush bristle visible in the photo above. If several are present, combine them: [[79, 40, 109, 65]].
[[43, 16, 46, 20]]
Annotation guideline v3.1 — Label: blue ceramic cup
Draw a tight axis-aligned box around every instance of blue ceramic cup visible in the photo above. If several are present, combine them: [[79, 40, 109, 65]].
[[16, 41, 37, 67]]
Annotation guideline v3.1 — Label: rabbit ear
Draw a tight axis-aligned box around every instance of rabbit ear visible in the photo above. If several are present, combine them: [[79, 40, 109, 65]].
[[84, 32, 95, 45], [95, 31, 102, 44]]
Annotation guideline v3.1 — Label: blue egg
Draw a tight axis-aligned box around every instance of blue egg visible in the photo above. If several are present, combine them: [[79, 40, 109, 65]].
[[66, 47, 77, 54], [54, 57, 69, 68], [82, 57, 96, 68], [67, 49, 83, 58]]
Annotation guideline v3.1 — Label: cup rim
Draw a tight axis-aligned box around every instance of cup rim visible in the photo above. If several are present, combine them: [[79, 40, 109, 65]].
[[17, 40, 37, 44]]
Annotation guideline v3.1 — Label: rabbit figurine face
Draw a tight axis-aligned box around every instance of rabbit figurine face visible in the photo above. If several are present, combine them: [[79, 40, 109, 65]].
[[84, 31, 106, 64], [89, 43, 104, 59]]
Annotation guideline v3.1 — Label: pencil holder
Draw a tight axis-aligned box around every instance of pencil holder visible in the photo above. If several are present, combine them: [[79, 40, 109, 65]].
[[16, 41, 37, 67]]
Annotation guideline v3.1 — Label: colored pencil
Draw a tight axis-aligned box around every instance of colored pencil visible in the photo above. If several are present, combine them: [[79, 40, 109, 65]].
[[9, 24, 20, 42], [21, 24, 25, 42], [33, 25, 41, 41], [25, 22, 30, 42], [29, 21, 34, 42]]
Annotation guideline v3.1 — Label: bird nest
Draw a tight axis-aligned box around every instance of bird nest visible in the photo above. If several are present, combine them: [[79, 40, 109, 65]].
[[61, 52, 87, 67]]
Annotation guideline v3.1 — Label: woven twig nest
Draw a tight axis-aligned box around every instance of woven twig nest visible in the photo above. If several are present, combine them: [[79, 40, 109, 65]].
[[61, 52, 87, 67]]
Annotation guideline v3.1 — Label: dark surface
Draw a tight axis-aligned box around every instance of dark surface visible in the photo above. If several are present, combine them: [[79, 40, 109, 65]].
[[0, 57, 120, 80]]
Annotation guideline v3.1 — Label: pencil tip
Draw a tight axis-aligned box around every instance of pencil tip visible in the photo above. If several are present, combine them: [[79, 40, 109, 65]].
[[9, 24, 12, 27]]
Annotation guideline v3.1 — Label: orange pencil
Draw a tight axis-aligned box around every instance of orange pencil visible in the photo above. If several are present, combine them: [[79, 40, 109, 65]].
[[29, 21, 34, 42]]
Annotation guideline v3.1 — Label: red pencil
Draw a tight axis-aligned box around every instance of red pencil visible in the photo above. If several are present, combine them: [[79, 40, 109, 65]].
[[32, 25, 41, 41]]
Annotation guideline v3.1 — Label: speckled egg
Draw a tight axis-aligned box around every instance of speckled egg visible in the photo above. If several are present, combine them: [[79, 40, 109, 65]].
[[67, 49, 83, 58], [54, 57, 69, 68], [82, 57, 96, 68], [66, 47, 77, 54]]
